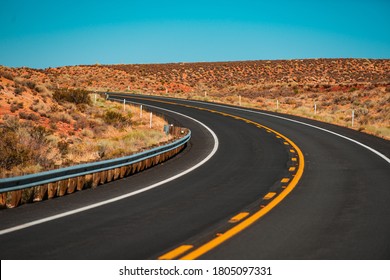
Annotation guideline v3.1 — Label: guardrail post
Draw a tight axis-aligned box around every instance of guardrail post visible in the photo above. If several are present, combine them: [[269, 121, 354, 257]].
[[77, 176, 85, 191], [85, 174, 93, 188], [48, 182, 58, 199], [57, 180, 68, 196], [100, 171, 108, 184], [33, 185, 47, 202], [68, 178, 77, 194], [92, 173, 100, 188], [0, 192, 6, 208], [7, 190, 21, 208], [21, 187, 34, 204]]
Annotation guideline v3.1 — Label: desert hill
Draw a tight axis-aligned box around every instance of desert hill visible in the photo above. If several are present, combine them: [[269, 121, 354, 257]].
[[1, 58, 389, 144]]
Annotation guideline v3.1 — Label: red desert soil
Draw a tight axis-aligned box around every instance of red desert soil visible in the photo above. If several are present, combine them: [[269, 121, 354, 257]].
[[1, 58, 389, 142]]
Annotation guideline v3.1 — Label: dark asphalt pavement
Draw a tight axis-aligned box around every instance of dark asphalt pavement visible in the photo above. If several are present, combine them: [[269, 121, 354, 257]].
[[0, 94, 389, 260]]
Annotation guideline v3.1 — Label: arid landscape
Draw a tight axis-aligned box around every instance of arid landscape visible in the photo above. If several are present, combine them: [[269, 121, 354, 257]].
[[1, 58, 389, 176], [0, 69, 170, 177]]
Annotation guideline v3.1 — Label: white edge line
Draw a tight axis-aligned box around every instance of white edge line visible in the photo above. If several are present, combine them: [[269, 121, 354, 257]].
[[0, 104, 219, 236], [168, 97, 390, 164]]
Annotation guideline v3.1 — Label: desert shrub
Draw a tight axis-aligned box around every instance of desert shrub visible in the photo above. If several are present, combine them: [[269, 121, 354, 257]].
[[19, 112, 40, 121], [35, 85, 47, 93], [22, 80, 36, 90], [49, 121, 57, 130], [50, 112, 72, 124], [103, 111, 131, 128], [53, 88, 91, 105], [0, 128, 32, 170], [2, 115, 20, 131], [14, 86, 25, 95], [30, 101, 49, 115], [30, 125, 49, 144], [10, 103, 18, 113], [57, 141, 69, 156], [81, 128, 94, 138], [0, 70, 14, 80], [72, 115, 89, 130]]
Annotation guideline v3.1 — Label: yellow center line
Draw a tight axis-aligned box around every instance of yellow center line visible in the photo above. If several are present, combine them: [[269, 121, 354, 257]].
[[120, 95, 305, 261], [181, 137, 304, 260], [158, 245, 193, 260]]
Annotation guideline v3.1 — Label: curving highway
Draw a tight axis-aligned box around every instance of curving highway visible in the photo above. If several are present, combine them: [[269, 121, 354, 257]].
[[0, 94, 389, 260]]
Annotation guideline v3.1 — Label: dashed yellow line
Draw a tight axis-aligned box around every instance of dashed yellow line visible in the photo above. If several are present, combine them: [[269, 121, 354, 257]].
[[229, 212, 250, 223], [263, 192, 277, 200]]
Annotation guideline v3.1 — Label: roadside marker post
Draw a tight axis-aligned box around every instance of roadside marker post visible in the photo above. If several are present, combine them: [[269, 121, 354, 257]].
[[352, 110, 355, 128], [150, 112, 153, 128], [140, 105, 143, 118]]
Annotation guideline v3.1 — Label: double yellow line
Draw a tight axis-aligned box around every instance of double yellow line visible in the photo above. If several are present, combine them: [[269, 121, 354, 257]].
[[121, 95, 304, 260]]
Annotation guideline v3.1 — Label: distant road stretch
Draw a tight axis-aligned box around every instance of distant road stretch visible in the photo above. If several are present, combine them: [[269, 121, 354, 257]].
[[1, 94, 389, 259]]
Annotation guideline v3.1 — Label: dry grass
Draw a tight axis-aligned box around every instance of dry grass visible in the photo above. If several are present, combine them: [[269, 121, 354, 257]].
[[0, 72, 171, 177], [197, 90, 389, 140]]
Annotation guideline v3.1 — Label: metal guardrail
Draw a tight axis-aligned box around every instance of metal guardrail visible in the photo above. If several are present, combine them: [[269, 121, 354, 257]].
[[0, 131, 191, 194]]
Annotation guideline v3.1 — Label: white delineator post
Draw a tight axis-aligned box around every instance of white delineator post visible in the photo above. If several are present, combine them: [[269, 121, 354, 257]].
[[150, 112, 153, 128], [314, 103, 317, 114], [140, 105, 143, 118], [276, 99, 279, 110], [352, 110, 355, 128], [123, 99, 126, 111], [94, 93, 97, 104]]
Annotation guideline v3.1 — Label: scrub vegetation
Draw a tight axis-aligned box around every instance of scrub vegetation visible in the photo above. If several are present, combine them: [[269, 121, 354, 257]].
[[9, 58, 385, 140], [0, 69, 170, 178]]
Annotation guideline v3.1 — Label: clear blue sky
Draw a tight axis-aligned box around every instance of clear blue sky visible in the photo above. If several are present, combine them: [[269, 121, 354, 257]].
[[1, 0, 389, 69]]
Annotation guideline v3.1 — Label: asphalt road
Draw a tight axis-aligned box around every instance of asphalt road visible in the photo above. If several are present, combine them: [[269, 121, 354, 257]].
[[0, 94, 389, 260]]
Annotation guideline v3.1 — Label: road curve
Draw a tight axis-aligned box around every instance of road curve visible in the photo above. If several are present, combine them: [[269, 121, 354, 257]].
[[0, 94, 389, 259]]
